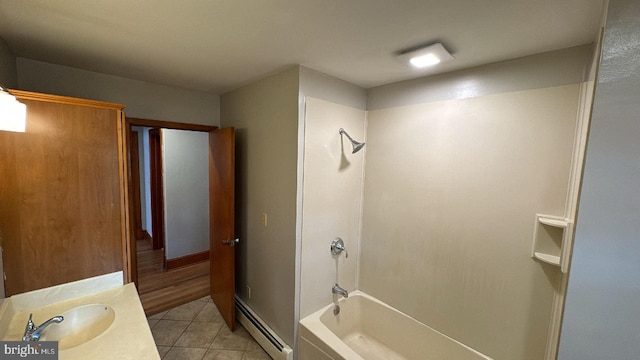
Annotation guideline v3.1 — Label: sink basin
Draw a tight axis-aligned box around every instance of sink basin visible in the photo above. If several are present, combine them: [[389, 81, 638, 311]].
[[40, 304, 115, 350]]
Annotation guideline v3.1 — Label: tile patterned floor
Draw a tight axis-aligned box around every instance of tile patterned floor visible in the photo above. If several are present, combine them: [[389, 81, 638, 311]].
[[148, 296, 271, 360]]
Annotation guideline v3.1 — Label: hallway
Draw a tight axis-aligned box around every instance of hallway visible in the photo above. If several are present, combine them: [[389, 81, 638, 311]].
[[137, 239, 210, 316]]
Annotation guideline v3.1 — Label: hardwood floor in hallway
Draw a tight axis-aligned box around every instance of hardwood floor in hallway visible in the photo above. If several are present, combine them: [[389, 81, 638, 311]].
[[137, 239, 211, 316]]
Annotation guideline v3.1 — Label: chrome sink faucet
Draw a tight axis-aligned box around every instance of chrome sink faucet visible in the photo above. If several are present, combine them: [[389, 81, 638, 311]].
[[23, 313, 64, 342], [332, 284, 349, 299]]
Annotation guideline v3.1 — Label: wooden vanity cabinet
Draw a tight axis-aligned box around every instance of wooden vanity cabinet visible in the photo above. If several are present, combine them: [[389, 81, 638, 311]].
[[0, 90, 130, 296]]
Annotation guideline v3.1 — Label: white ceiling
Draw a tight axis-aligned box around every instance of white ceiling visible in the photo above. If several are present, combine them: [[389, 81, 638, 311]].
[[0, 0, 604, 94]]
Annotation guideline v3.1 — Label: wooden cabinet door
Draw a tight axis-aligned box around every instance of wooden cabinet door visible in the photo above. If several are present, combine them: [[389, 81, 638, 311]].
[[209, 127, 236, 330], [0, 92, 126, 295]]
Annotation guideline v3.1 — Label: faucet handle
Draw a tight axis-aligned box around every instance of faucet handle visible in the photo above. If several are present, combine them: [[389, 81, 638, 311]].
[[25, 314, 35, 331], [23, 314, 35, 341], [331, 237, 349, 258]]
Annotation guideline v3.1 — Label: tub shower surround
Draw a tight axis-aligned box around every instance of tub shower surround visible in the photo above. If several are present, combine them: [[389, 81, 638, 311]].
[[300, 97, 366, 319], [300, 291, 492, 360], [300, 78, 587, 359]]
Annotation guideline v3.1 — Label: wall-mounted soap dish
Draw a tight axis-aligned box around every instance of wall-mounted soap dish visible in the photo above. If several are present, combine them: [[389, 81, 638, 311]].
[[531, 214, 574, 273]]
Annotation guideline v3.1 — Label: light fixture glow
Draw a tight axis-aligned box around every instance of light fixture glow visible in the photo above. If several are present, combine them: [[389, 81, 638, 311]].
[[398, 42, 454, 69], [409, 53, 441, 68], [0, 88, 26, 132]]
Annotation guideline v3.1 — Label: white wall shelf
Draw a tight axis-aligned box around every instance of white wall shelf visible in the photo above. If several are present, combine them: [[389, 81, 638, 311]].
[[533, 252, 561, 266], [531, 214, 574, 273]]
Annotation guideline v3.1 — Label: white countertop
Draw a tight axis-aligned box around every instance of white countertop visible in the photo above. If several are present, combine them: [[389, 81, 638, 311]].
[[0, 272, 160, 360]]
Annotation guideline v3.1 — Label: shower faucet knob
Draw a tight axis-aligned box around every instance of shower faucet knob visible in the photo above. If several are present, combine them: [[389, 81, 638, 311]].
[[331, 237, 349, 258]]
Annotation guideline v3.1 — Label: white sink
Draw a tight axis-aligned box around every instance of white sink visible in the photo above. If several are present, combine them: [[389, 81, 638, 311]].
[[40, 304, 116, 350], [1, 282, 158, 359]]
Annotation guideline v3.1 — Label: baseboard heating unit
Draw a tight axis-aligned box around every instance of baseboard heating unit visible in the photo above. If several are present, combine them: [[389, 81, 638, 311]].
[[235, 296, 293, 360]]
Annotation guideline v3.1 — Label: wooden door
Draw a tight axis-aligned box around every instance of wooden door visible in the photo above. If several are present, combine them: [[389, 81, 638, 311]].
[[209, 127, 236, 330]]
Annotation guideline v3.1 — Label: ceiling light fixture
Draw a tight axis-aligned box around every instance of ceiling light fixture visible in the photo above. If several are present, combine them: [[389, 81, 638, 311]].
[[398, 42, 454, 69], [0, 86, 26, 132]]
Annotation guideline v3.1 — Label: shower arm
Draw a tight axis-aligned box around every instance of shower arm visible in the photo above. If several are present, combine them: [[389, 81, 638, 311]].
[[339, 128, 356, 143], [339, 128, 365, 154]]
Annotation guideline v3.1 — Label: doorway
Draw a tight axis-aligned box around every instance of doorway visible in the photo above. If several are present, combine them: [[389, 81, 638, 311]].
[[126, 118, 216, 315]]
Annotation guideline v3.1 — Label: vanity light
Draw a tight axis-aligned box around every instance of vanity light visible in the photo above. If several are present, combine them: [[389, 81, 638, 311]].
[[0, 87, 27, 132], [398, 42, 454, 69]]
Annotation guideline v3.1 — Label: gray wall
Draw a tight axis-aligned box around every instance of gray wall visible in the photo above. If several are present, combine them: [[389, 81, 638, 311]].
[[0, 36, 17, 88], [141, 128, 153, 234], [221, 66, 300, 346], [162, 129, 210, 259], [16, 58, 219, 126], [299, 66, 367, 110], [558, 0, 640, 358]]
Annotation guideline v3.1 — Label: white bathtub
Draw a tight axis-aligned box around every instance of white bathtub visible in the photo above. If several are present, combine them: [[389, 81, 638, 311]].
[[299, 291, 492, 360]]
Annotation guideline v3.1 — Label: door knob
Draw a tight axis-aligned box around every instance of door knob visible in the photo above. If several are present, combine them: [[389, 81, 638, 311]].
[[222, 238, 240, 246]]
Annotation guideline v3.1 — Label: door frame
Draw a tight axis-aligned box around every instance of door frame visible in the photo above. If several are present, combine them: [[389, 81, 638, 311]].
[[148, 128, 165, 252], [123, 117, 215, 288], [129, 129, 144, 242]]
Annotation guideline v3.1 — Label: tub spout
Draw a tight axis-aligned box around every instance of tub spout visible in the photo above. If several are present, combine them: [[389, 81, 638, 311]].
[[332, 284, 348, 298]]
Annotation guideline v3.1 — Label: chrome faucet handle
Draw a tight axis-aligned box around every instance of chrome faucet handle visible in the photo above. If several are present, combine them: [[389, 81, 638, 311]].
[[331, 237, 349, 258], [24, 313, 35, 332], [23, 314, 35, 341]]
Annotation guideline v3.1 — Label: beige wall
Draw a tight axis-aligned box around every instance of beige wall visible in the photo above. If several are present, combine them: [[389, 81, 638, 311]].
[[300, 97, 366, 318], [360, 84, 582, 359], [220, 66, 300, 346], [368, 44, 594, 110]]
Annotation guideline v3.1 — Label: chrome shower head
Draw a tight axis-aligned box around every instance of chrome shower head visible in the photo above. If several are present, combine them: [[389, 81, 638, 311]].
[[351, 140, 365, 154], [339, 128, 365, 154]]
